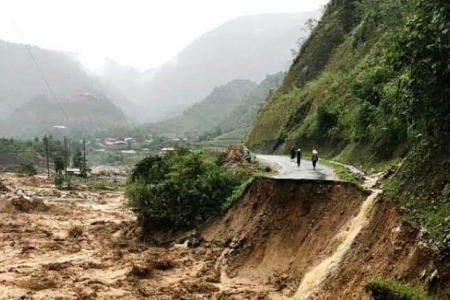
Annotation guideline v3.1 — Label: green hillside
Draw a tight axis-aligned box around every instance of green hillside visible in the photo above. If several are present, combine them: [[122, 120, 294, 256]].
[[151, 79, 257, 136], [0, 93, 127, 138], [247, 0, 410, 163], [248, 0, 450, 245], [217, 72, 284, 135]]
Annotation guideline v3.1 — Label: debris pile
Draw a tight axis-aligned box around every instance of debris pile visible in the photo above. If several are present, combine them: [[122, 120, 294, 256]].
[[224, 144, 253, 165]]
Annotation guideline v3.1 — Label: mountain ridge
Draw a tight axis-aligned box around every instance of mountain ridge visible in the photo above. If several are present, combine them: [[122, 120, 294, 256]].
[[137, 11, 320, 121]]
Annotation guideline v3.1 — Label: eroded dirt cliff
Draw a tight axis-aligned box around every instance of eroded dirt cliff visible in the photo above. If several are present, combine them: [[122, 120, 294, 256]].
[[201, 177, 450, 299]]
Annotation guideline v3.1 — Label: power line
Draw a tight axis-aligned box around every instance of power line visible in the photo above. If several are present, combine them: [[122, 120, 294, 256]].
[[0, 95, 14, 109], [6, 9, 70, 120]]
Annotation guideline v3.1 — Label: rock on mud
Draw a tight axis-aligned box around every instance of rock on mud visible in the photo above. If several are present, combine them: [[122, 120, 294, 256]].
[[0, 180, 10, 192], [10, 196, 49, 212], [128, 264, 153, 279]]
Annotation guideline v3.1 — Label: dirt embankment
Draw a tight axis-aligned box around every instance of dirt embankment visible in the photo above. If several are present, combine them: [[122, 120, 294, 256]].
[[202, 178, 369, 296], [201, 177, 450, 299], [316, 195, 450, 300]]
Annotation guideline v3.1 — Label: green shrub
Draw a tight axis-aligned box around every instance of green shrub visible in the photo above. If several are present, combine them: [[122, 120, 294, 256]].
[[18, 163, 37, 176], [365, 279, 434, 300], [222, 177, 255, 211], [352, 102, 378, 142], [54, 173, 64, 188], [308, 105, 340, 142], [126, 148, 244, 234]]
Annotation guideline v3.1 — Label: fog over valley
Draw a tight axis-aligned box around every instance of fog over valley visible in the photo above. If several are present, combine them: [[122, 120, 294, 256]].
[[0, 1, 323, 138]]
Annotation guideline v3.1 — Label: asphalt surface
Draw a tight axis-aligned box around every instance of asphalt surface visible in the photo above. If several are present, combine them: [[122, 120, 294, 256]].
[[257, 154, 338, 181]]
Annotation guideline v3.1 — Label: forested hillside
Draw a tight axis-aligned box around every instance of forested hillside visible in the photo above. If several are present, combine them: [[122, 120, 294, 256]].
[[150, 80, 257, 136], [248, 0, 450, 248], [0, 40, 131, 137], [0, 93, 126, 138], [217, 72, 284, 135], [248, 0, 409, 161], [0, 40, 92, 119]]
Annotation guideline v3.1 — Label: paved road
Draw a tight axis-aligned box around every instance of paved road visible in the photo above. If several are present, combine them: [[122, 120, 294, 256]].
[[257, 154, 338, 181]]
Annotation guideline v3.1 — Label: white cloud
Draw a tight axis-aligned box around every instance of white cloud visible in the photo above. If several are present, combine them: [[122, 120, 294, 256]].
[[0, 0, 328, 70]]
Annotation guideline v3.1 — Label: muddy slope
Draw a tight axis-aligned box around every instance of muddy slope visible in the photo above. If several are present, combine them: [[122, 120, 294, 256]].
[[316, 196, 450, 300], [202, 177, 369, 294], [202, 177, 450, 299]]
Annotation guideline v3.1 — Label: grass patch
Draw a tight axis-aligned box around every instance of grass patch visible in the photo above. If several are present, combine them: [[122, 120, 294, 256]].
[[383, 136, 450, 243], [222, 177, 255, 211], [365, 279, 436, 300], [90, 180, 120, 190], [321, 160, 361, 187]]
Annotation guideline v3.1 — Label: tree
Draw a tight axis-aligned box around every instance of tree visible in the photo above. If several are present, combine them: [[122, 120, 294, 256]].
[[54, 157, 65, 174], [54, 157, 65, 187], [72, 149, 83, 169], [390, 0, 450, 133]]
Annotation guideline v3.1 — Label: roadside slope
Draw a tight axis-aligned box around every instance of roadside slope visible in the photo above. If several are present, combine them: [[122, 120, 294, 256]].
[[201, 176, 450, 298], [202, 177, 369, 295]]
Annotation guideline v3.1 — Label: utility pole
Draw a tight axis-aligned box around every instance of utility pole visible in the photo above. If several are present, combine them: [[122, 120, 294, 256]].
[[45, 136, 50, 178], [83, 136, 87, 182], [64, 136, 68, 179]]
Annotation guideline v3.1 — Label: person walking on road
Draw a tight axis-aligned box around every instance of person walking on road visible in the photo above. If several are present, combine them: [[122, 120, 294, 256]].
[[296, 148, 302, 167], [290, 146, 296, 162], [311, 149, 319, 169]]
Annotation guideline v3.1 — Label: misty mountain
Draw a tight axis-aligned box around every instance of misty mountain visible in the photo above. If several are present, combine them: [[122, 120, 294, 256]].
[[85, 59, 158, 121], [0, 40, 132, 127], [217, 72, 285, 134], [151, 79, 257, 135], [0, 92, 127, 138], [0, 40, 90, 119], [140, 11, 320, 121]]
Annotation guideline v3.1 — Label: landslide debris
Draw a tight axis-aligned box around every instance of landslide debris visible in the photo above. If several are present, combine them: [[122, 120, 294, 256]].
[[223, 144, 253, 165], [0, 172, 278, 299], [202, 177, 370, 296]]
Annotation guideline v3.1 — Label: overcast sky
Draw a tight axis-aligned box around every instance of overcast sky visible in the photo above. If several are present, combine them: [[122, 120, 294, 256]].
[[0, 0, 327, 71]]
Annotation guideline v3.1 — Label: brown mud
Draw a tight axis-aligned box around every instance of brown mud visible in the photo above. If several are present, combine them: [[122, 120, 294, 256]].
[[0, 173, 449, 299]]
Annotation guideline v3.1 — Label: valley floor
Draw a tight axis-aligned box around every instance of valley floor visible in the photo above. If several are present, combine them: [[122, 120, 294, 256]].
[[0, 173, 275, 299]]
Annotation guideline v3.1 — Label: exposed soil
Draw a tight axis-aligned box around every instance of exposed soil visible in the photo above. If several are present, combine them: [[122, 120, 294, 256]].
[[0, 174, 277, 299], [1, 173, 449, 299], [202, 178, 371, 297], [201, 177, 450, 299]]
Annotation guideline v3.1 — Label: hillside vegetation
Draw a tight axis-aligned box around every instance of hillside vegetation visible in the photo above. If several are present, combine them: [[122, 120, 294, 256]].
[[217, 73, 284, 136], [248, 0, 410, 162], [0, 93, 126, 137], [151, 80, 257, 137], [248, 0, 450, 246], [0, 41, 127, 120], [0, 40, 133, 137], [149, 72, 284, 146]]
